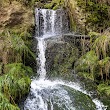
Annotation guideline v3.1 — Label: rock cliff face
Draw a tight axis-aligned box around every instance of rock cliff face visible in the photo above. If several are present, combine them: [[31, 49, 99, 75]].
[[1, 0, 110, 109], [45, 35, 90, 79], [0, 1, 35, 65], [0, 1, 34, 33]]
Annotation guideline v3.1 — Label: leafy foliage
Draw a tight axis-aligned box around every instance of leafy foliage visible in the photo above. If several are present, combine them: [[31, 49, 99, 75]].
[[44, 0, 65, 10], [75, 50, 98, 80], [92, 35, 110, 59], [97, 84, 110, 96], [0, 30, 35, 64], [0, 63, 32, 109], [75, 32, 110, 82], [76, 0, 110, 32]]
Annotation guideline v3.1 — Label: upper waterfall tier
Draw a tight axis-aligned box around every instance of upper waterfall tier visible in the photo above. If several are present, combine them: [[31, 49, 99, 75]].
[[35, 8, 69, 38]]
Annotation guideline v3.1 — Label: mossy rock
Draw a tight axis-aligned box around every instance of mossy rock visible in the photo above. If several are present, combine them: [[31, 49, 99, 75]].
[[46, 40, 79, 80], [63, 85, 96, 110]]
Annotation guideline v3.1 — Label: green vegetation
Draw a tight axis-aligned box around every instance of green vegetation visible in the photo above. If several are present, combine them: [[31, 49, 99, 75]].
[[0, 29, 35, 65], [0, 63, 32, 110], [74, 32, 110, 104], [1, 0, 110, 109], [0, 0, 35, 109], [75, 50, 98, 80], [66, 0, 110, 107], [44, 0, 65, 10], [76, 0, 110, 32], [67, 0, 110, 33], [97, 84, 110, 96]]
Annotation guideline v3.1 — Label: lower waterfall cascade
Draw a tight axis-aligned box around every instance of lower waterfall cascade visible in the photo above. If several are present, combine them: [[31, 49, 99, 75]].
[[22, 8, 107, 110]]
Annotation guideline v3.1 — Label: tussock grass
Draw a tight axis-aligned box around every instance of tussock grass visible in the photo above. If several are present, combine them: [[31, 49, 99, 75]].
[[0, 63, 32, 109]]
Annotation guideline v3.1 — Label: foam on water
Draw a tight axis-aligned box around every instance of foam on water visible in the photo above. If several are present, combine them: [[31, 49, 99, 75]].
[[24, 79, 106, 110]]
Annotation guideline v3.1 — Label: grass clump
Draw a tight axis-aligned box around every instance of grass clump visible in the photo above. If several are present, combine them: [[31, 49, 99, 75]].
[[75, 50, 98, 80], [0, 63, 32, 109], [97, 84, 110, 96], [0, 30, 35, 64]]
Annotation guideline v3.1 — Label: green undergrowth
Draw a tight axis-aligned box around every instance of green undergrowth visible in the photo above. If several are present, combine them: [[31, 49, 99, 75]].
[[75, 32, 110, 81], [75, 50, 98, 81], [0, 92, 20, 110], [76, 0, 110, 32], [44, 0, 65, 10], [0, 29, 35, 65], [0, 63, 33, 110], [97, 83, 110, 109], [75, 32, 110, 102], [78, 72, 94, 81], [97, 84, 110, 96]]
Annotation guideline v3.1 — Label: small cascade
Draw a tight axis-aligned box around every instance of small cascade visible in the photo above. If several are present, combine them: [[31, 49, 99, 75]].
[[36, 8, 69, 79], [23, 8, 106, 110], [35, 8, 69, 37]]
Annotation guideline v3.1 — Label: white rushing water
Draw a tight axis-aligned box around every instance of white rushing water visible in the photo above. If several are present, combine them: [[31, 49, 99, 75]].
[[37, 38, 46, 79], [23, 9, 107, 110]]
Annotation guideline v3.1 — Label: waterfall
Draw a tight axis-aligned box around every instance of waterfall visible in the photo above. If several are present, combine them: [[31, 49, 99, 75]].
[[23, 8, 106, 110], [37, 38, 46, 79], [36, 9, 61, 79], [36, 8, 68, 79]]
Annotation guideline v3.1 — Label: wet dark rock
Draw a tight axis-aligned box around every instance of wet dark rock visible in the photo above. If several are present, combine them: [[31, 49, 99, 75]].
[[45, 35, 79, 79]]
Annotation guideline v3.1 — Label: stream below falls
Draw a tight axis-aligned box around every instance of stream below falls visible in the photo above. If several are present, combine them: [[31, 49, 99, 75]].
[[21, 9, 107, 110]]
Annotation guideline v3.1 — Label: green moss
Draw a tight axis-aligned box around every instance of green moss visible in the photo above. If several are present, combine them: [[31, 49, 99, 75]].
[[64, 86, 96, 110]]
